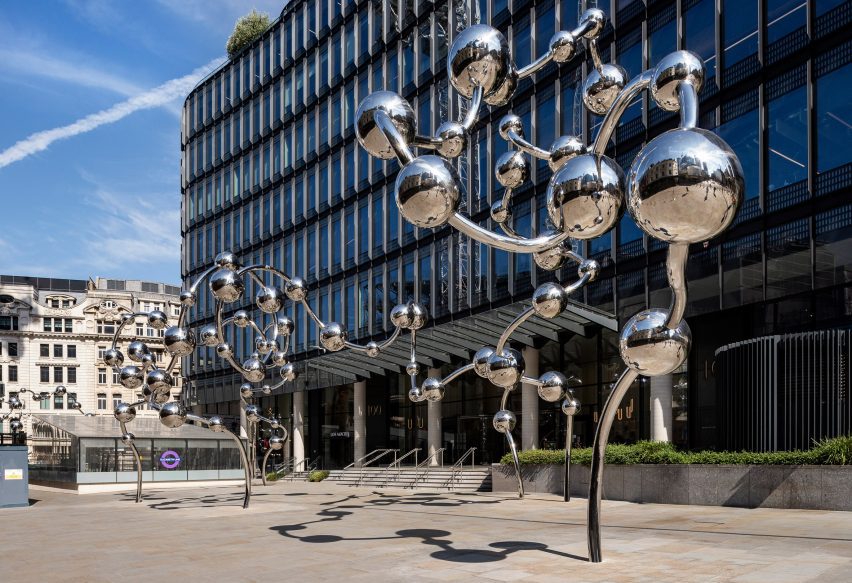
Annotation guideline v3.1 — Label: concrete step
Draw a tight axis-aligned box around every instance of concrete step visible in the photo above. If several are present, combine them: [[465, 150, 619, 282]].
[[326, 468, 492, 491]]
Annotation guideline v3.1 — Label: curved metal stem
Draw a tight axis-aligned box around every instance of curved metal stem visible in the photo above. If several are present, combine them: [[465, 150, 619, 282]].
[[504, 429, 524, 499], [120, 420, 143, 504], [221, 426, 252, 509], [461, 86, 483, 130], [588, 367, 639, 562], [517, 51, 554, 79], [495, 307, 535, 354], [564, 414, 574, 502], [592, 70, 653, 156], [506, 130, 551, 160], [448, 213, 571, 253], [678, 80, 698, 130], [665, 243, 689, 329], [261, 447, 273, 486], [343, 325, 403, 353], [589, 39, 604, 73], [441, 363, 475, 385], [375, 110, 415, 165]]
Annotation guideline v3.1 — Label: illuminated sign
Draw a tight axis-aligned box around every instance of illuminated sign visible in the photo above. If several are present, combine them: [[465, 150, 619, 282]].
[[159, 450, 182, 469]]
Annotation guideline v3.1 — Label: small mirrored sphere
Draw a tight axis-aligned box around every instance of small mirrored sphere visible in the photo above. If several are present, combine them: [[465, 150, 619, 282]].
[[159, 401, 187, 429], [54, 385, 67, 396], [408, 385, 425, 403], [284, 277, 308, 302], [114, 402, 137, 423], [651, 50, 705, 111], [319, 322, 348, 352], [279, 363, 297, 382], [256, 287, 284, 314], [241, 357, 266, 383], [549, 136, 586, 171], [232, 310, 250, 328], [209, 269, 245, 303], [490, 202, 512, 225], [546, 153, 625, 240], [147, 310, 169, 330], [146, 369, 172, 394], [578, 8, 606, 38], [619, 309, 692, 376], [549, 31, 576, 62], [215, 251, 240, 270], [121, 432, 136, 445], [104, 348, 124, 367], [492, 409, 516, 433], [164, 326, 196, 356], [435, 121, 467, 158], [7, 396, 22, 409], [179, 290, 196, 306], [269, 435, 285, 451], [484, 65, 518, 106], [122, 313, 134, 323], [583, 63, 628, 115], [406, 361, 420, 376], [199, 324, 219, 347], [578, 259, 600, 281], [216, 342, 234, 359], [256, 338, 274, 355], [448, 24, 512, 99], [537, 371, 568, 402], [244, 404, 261, 423], [270, 419, 280, 429], [208, 416, 225, 432], [532, 283, 568, 319], [627, 128, 744, 243], [119, 365, 144, 389], [140, 353, 154, 367], [562, 396, 581, 416], [390, 303, 413, 329], [395, 155, 461, 229], [10, 419, 24, 433], [240, 383, 254, 398], [533, 239, 568, 271], [270, 350, 288, 366], [127, 341, 150, 362], [473, 347, 495, 378], [276, 316, 294, 336], [408, 303, 428, 330], [486, 348, 525, 388], [423, 377, 445, 402], [365, 341, 380, 358], [495, 150, 528, 189], [262, 385, 272, 396], [355, 91, 417, 159], [498, 114, 524, 141]]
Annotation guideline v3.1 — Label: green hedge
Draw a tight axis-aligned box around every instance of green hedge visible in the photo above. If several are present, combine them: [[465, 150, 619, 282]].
[[308, 470, 330, 482], [499, 436, 852, 466]]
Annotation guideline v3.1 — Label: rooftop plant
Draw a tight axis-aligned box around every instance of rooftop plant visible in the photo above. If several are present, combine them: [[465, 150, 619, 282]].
[[226, 10, 271, 58]]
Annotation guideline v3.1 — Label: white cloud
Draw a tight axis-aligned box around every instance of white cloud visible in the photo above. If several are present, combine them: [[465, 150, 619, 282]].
[[0, 58, 224, 169]]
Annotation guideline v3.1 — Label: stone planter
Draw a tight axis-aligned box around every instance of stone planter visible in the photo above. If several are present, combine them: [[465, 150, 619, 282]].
[[491, 463, 852, 511]]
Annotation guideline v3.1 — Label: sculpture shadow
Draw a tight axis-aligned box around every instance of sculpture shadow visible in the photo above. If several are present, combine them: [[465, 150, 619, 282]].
[[143, 491, 270, 510]]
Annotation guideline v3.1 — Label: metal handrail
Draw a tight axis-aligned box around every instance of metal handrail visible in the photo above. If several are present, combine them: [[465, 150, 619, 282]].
[[355, 449, 399, 485], [384, 448, 421, 486], [445, 447, 477, 491], [408, 448, 445, 489], [344, 448, 398, 470]]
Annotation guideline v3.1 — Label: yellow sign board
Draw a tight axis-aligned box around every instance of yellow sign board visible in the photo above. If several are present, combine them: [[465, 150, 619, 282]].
[[4, 469, 23, 480]]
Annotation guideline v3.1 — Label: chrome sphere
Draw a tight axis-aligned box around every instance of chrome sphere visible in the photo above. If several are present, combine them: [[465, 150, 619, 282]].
[[159, 401, 187, 429], [7, 396, 22, 409], [146, 369, 172, 394], [127, 340, 150, 362], [531, 283, 568, 319], [255, 337, 274, 355], [408, 303, 428, 330], [242, 356, 266, 383], [495, 150, 528, 189], [484, 65, 518, 106], [578, 258, 600, 281], [276, 316, 294, 336], [147, 310, 169, 330], [619, 309, 692, 376], [103, 348, 124, 367], [232, 310, 250, 327], [269, 435, 285, 451], [405, 361, 420, 376], [244, 404, 261, 423], [423, 377, 445, 402], [390, 303, 413, 328], [578, 8, 606, 38], [651, 50, 705, 111], [121, 432, 136, 445], [164, 326, 196, 356], [119, 365, 144, 389], [498, 114, 524, 141], [492, 409, 516, 434], [10, 419, 24, 433], [562, 396, 581, 416], [256, 286, 284, 314], [546, 153, 625, 239], [214, 251, 240, 270], [549, 31, 576, 63], [448, 24, 512, 99], [240, 383, 254, 398], [395, 155, 461, 228], [208, 416, 225, 432], [627, 128, 744, 243], [284, 277, 308, 301], [319, 322, 348, 352], [472, 347, 495, 378], [279, 363, 297, 382], [582, 63, 628, 115], [533, 239, 567, 271], [262, 385, 272, 396], [113, 402, 136, 423], [408, 385, 425, 403], [152, 390, 171, 405], [486, 348, 525, 388], [270, 350, 288, 366], [435, 121, 467, 158], [209, 269, 245, 303], [199, 324, 219, 347], [365, 341, 380, 358], [140, 353, 154, 368], [490, 202, 512, 225], [537, 371, 568, 403], [216, 342, 234, 359], [179, 290, 196, 306], [549, 135, 586, 172], [355, 91, 417, 159], [54, 385, 67, 396]]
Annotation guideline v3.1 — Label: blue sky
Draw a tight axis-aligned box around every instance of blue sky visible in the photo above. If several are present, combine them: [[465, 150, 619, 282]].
[[0, 0, 285, 285]]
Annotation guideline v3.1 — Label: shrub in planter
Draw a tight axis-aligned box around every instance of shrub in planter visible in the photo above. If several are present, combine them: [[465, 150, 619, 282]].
[[266, 472, 279, 482], [308, 470, 330, 482]]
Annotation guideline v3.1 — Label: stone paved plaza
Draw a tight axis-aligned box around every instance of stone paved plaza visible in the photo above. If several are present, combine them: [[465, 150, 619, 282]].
[[8, 482, 852, 582]]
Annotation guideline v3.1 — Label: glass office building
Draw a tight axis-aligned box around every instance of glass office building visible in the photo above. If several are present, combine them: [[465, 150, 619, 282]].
[[181, 0, 852, 467]]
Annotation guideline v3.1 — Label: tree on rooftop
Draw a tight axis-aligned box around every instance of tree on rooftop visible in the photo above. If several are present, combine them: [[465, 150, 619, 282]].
[[226, 10, 271, 58]]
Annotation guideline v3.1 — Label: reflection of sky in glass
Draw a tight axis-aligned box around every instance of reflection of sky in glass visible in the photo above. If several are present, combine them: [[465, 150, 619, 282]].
[[685, 0, 716, 77], [817, 64, 852, 173], [716, 110, 759, 200], [723, 0, 757, 66], [619, 42, 643, 123], [767, 0, 807, 44], [768, 87, 808, 191]]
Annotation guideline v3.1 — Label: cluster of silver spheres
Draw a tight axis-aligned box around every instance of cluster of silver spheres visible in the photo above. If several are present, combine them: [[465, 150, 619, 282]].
[[2, 386, 94, 436], [354, 7, 743, 564]]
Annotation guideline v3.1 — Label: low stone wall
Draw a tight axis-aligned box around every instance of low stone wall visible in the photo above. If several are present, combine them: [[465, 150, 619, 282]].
[[491, 463, 852, 511]]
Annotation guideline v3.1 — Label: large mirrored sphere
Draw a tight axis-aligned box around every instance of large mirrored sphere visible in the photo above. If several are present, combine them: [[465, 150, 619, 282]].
[[104, 348, 124, 367], [355, 91, 416, 159], [532, 239, 568, 271], [208, 416, 225, 432], [279, 363, 297, 382], [244, 404, 261, 423], [532, 282, 568, 319], [546, 154, 625, 239], [119, 365, 144, 389], [214, 251, 240, 271], [472, 347, 495, 378], [114, 402, 136, 423], [422, 377, 445, 402], [562, 396, 581, 416], [492, 409, 516, 433], [486, 348, 525, 388], [619, 309, 691, 376], [627, 128, 744, 243], [435, 121, 467, 158], [242, 357, 266, 383], [164, 326, 196, 356], [408, 303, 428, 330], [495, 150, 528, 189], [537, 371, 568, 402], [319, 322, 348, 352], [199, 324, 219, 347], [651, 50, 705, 111], [408, 385, 425, 403], [448, 24, 512, 99], [159, 401, 187, 429], [256, 287, 284, 314], [147, 310, 169, 330], [210, 269, 245, 303], [484, 65, 518, 106], [146, 369, 172, 394], [232, 310, 250, 327], [583, 63, 628, 115], [395, 155, 461, 228], [284, 277, 308, 302], [127, 341, 150, 362]]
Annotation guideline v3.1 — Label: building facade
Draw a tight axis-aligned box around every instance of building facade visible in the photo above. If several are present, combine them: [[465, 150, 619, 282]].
[[0, 276, 184, 435], [181, 0, 852, 467]]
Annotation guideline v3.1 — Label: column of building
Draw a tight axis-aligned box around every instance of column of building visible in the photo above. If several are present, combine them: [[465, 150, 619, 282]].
[[292, 390, 305, 470], [353, 380, 366, 466], [427, 367, 442, 465], [521, 347, 539, 450], [650, 374, 673, 442]]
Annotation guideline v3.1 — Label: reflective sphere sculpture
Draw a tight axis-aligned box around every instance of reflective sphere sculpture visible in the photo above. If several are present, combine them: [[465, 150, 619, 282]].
[[549, 31, 576, 63], [179, 290, 196, 306], [532, 282, 568, 319], [578, 259, 601, 280], [163, 326, 195, 356], [7, 396, 22, 409], [209, 269, 245, 303], [537, 371, 568, 402], [270, 350, 288, 366], [472, 347, 495, 378], [114, 402, 137, 423], [533, 239, 568, 271], [146, 369, 172, 396], [139, 353, 154, 367], [490, 201, 512, 225], [216, 342, 234, 359], [390, 303, 413, 329], [627, 128, 744, 243], [651, 50, 705, 111], [486, 348, 525, 388], [119, 365, 144, 389], [484, 65, 518, 107], [549, 135, 586, 171], [147, 310, 169, 330], [54, 385, 67, 396], [103, 348, 124, 367], [199, 324, 219, 347], [395, 155, 461, 228], [241, 356, 266, 383], [240, 384, 254, 398], [365, 341, 380, 358], [562, 396, 581, 416], [279, 363, 297, 382], [10, 419, 23, 433], [244, 404, 261, 423], [619, 309, 691, 376], [276, 316, 294, 336], [546, 153, 625, 239], [319, 322, 348, 352], [355, 91, 417, 159], [232, 310, 250, 327], [269, 435, 285, 451], [492, 409, 516, 433], [127, 340, 151, 362], [498, 114, 524, 141], [408, 385, 425, 403], [208, 416, 225, 432], [159, 401, 187, 429], [423, 377, 445, 402], [495, 150, 528, 189], [435, 121, 467, 158], [448, 24, 512, 99], [214, 251, 240, 271], [262, 385, 272, 396], [408, 303, 428, 330], [122, 432, 136, 445], [256, 287, 284, 314], [579, 8, 607, 38], [406, 361, 420, 376], [284, 277, 308, 301], [582, 63, 628, 115]]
